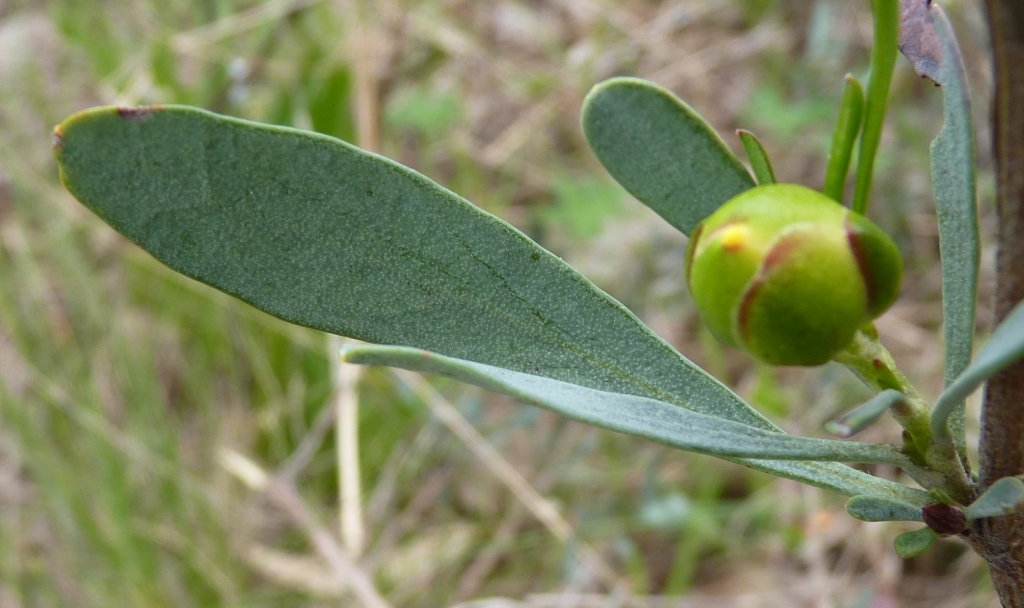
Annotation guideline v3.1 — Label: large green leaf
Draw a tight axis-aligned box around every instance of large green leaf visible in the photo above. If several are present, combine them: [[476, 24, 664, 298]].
[[581, 77, 755, 236], [922, 4, 979, 462], [54, 105, 768, 426], [343, 344, 931, 505], [54, 105, 930, 504]]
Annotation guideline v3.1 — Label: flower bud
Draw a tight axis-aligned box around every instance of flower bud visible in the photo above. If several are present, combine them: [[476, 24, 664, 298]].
[[685, 184, 902, 366]]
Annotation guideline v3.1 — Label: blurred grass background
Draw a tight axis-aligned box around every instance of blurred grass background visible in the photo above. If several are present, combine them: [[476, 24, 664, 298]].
[[0, 0, 1001, 606]]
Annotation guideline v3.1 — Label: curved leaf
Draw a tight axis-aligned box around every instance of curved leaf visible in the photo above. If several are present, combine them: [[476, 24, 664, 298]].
[[932, 300, 1024, 440], [894, 527, 938, 557], [342, 344, 931, 505], [965, 476, 1024, 520], [846, 495, 924, 522], [582, 77, 755, 236], [53, 104, 769, 429], [737, 129, 776, 185]]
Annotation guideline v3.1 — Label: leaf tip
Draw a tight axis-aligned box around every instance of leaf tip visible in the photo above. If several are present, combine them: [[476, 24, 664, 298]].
[[52, 125, 64, 151]]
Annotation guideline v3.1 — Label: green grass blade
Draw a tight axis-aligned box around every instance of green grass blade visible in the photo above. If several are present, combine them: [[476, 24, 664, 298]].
[[965, 477, 1024, 520], [926, 6, 979, 465], [582, 77, 755, 236], [932, 300, 1024, 440], [737, 129, 776, 185], [823, 74, 864, 203], [53, 104, 772, 430], [852, 0, 898, 215], [342, 344, 931, 504], [846, 495, 925, 522]]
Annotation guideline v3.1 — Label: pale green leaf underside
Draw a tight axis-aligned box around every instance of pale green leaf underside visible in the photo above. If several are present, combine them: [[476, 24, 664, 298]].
[[846, 495, 924, 522], [343, 344, 930, 505], [894, 527, 938, 558], [933, 300, 1024, 438], [928, 5, 979, 462], [582, 77, 755, 236], [54, 105, 769, 429], [965, 476, 1024, 520]]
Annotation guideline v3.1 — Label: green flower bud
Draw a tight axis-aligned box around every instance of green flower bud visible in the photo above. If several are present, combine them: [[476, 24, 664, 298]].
[[685, 184, 902, 366]]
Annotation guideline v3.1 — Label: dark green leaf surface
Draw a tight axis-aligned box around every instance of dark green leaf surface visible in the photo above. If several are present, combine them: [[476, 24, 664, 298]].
[[894, 527, 938, 557], [343, 344, 931, 504], [932, 300, 1024, 439], [927, 6, 979, 465], [965, 476, 1024, 520], [582, 78, 755, 236], [846, 495, 924, 522]]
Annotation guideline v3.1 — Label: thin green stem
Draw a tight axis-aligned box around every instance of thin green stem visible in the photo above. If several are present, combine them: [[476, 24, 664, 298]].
[[824, 74, 864, 203], [834, 330, 974, 504], [852, 0, 898, 215]]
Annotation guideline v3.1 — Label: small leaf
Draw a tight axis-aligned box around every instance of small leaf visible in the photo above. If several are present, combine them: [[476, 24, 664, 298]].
[[846, 495, 924, 522], [342, 344, 932, 505], [825, 389, 905, 438], [823, 74, 864, 203], [894, 527, 939, 558], [917, 4, 979, 468], [736, 129, 776, 185], [965, 477, 1024, 520], [582, 77, 755, 236], [932, 300, 1024, 440]]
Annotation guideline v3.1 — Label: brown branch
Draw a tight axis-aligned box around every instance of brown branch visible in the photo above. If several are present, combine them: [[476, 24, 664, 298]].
[[979, 0, 1024, 491], [972, 2, 1024, 606]]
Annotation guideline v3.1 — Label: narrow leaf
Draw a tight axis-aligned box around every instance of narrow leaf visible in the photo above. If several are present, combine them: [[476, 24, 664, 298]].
[[823, 74, 864, 203], [932, 300, 1024, 441], [342, 344, 932, 505], [737, 129, 776, 185], [582, 77, 755, 236], [965, 477, 1024, 520], [846, 495, 924, 522], [53, 105, 771, 430], [918, 4, 979, 467], [852, 0, 898, 215], [894, 527, 939, 558], [825, 389, 905, 438]]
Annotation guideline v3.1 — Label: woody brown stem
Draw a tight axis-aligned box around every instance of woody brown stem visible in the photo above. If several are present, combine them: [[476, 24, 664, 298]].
[[973, 1, 1024, 605]]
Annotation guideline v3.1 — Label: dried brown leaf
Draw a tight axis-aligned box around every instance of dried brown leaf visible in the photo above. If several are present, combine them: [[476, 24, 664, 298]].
[[899, 0, 944, 83]]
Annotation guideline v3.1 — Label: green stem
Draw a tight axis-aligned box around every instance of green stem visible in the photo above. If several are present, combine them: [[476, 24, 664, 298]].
[[834, 330, 974, 503], [824, 74, 864, 203], [852, 0, 898, 215]]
